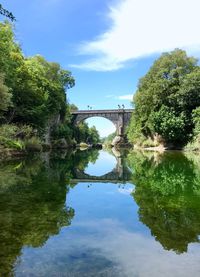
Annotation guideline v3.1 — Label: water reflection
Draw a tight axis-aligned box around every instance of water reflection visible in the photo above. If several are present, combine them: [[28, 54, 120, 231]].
[[128, 151, 200, 253], [0, 149, 106, 276], [0, 149, 200, 275], [0, 157, 75, 276], [72, 150, 132, 184]]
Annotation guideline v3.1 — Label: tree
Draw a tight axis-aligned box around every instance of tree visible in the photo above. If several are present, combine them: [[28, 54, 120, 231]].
[[0, 21, 78, 149], [73, 122, 100, 144], [0, 21, 23, 90], [153, 106, 186, 144], [0, 22, 75, 132], [128, 49, 200, 146], [69, 103, 78, 112], [192, 107, 200, 137], [88, 126, 100, 144], [0, 4, 15, 21], [0, 74, 12, 117], [11, 55, 75, 129]]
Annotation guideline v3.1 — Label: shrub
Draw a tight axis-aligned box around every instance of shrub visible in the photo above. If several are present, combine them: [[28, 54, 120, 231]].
[[152, 106, 187, 145], [24, 137, 42, 152], [0, 136, 24, 150]]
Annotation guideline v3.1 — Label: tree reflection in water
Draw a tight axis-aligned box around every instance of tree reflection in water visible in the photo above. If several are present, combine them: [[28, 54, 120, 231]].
[[1, 148, 200, 275], [0, 149, 99, 276], [128, 151, 200, 254]]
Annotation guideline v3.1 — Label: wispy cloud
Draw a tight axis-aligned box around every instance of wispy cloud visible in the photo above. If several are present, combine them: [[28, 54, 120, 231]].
[[72, 0, 200, 71], [106, 94, 133, 101], [117, 95, 132, 100]]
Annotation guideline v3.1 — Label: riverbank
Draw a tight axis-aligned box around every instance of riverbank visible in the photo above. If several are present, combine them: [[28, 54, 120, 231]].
[[133, 144, 200, 153], [0, 142, 103, 160], [1, 139, 200, 162]]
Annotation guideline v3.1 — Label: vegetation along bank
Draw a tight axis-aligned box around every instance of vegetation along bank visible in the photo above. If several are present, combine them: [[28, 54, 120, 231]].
[[0, 22, 100, 157], [127, 49, 200, 151], [1, 21, 200, 156]]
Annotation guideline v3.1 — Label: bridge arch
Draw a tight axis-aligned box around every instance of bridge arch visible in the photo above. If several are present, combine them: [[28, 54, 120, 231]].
[[85, 117, 116, 138], [73, 113, 118, 129], [72, 109, 133, 136]]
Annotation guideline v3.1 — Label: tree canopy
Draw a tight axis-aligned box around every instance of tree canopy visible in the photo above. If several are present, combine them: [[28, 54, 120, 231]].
[[0, 21, 100, 150], [127, 49, 200, 147]]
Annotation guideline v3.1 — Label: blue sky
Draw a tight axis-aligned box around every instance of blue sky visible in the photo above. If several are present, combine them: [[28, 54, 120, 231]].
[[1, 0, 200, 136]]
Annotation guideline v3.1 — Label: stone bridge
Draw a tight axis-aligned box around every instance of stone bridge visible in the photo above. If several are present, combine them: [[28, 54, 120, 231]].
[[71, 109, 133, 137]]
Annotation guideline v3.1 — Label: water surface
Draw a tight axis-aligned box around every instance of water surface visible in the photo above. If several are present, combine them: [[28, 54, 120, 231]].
[[0, 149, 200, 276]]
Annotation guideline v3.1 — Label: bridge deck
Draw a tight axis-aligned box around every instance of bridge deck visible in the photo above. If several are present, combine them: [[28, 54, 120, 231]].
[[72, 109, 134, 114]]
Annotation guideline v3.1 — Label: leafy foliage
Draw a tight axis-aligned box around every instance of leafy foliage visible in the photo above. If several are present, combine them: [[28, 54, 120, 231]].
[[0, 124, 40, 151], [193, 107, 200, 136], [153, 105, 186, 144], [0, 21, 99, 151], [73, 122, 100, 144], [0, 21, 85, 150], [101, 132, 116, 147], [128, 49, 200, 147], [0, 73, 11, 117]]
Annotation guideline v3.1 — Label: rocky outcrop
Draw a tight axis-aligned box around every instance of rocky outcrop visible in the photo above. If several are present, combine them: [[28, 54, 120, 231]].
[[111, 135, 132, 148], [44, 114, 61, 145]]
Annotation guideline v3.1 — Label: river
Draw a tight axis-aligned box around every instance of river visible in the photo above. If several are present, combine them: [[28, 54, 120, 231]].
[[0, 148, 200, 276]]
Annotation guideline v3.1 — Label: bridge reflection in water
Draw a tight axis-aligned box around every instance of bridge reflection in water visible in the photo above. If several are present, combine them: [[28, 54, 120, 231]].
[[71, 150, 132, 184]]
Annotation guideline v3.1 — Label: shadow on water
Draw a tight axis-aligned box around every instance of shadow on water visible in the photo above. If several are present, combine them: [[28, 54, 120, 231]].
[[127, 151, 200, 253], [1, 148, 200, 275]]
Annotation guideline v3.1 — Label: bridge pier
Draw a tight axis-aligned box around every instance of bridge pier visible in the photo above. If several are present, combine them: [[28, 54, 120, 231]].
[[111, 110, 131, 146]]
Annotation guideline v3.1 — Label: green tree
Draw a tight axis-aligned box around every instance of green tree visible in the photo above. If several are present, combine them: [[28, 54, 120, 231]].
[[0, 4, 15, 21], [0, 22, 75, 134], [153, 105, 186, 144], [128, 49, 200, 146], [11, 55, 74, 130], [192, 106, 200, 136], [0, 73, 11, 117], [73, 122, 100, 144], [0, 21, 23, 91], [0, 21, 80, 149], [88, 126, 100, 144]]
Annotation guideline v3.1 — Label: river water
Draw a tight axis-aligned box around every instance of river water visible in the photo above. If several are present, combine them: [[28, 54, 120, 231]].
[[1, 149, 200, 276]]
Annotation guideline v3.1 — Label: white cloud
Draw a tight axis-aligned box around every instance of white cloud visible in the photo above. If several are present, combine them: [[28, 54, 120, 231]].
[[117, 94, 133, 100], [106, 94, 133, 100], [72, 0, 200, 71]]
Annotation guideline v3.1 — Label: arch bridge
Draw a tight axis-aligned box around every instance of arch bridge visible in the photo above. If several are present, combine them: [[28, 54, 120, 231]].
[[71, 155, 132, 184], [71, 109, 133, 137]]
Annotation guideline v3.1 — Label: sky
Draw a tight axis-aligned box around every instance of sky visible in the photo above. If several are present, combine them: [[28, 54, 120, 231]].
[[1, 0, 200, 136]]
